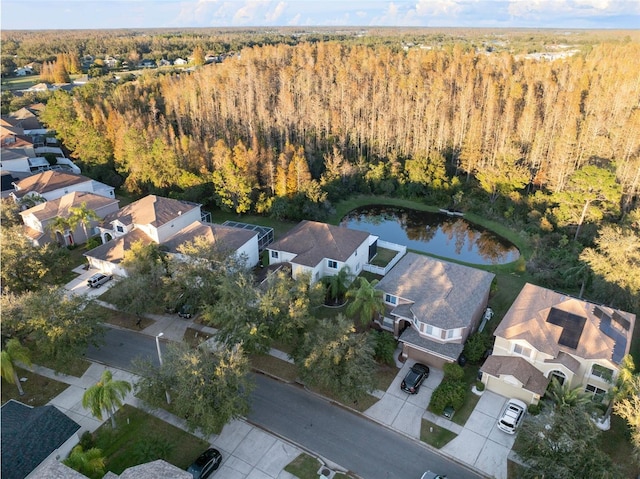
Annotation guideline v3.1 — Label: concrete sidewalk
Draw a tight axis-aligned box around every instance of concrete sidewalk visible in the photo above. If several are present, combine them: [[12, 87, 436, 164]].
[[36, 362, 308, 479]]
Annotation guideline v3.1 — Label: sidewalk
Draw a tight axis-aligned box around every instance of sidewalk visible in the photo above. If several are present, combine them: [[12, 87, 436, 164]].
[[36, 361, 304, 479]]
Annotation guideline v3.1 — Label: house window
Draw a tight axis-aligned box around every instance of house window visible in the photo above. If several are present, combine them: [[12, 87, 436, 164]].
[[328, 260, 338, 269], [116, 225, 124, 233], [549, 370, 566, 386], [590, 364, 614, 382], [513, 344, 532, 358], [385, 294, 397, 305], [271, 251, 279, 259], [425, 324, 434, 336], [585, 384, 607, 402], [445, 329, 456, 339]]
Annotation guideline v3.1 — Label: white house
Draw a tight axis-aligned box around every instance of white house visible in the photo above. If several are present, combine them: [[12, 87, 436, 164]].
[[266, 220, 377, 284], [10, 171, 115, 204]]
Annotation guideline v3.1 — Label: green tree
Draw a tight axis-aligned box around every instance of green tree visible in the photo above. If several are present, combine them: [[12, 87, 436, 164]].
[[0, 339, 32, 396], [68, 202, 100, 242], [463, 332, 491, 364], [323, 266, 353, 305], [82, 370, 131, 428], [63, 445, 106, 479], [0, 225, 71, 293], [519, 406, 621, 479], [346, 277, 385, 327], [552, 165, 622, 241], [135, 342, 254, 435], [546, 377, 597, 412], [3, 288, 104, 371], [293, 314, 376, 403], [47, 215, 72, 244], [613, 374, 640, 464], [475, 152, 529, 204]]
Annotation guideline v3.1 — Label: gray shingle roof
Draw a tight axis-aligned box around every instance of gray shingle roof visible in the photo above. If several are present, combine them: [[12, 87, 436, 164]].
[[399, 327, 465, 361], [481, 355, 550, 396], [1, 400, 80, 479], [268, 220, 371, 267], [84, 228, 153, 264], [102, 195, 199, 229], [376, 252, 495, 329]]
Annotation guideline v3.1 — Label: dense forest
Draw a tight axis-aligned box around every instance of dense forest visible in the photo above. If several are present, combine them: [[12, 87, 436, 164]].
[[4, 30, 640, 314]]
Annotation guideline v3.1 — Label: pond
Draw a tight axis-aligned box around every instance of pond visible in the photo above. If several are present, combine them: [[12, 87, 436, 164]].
[[340, 205, 520, 265]]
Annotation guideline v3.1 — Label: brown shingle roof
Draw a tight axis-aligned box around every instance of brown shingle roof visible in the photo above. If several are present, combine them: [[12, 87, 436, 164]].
[[376, 252, 495, 329], [103, 195, 199, 229], [267, 220, 371, 267], [20, 191, 118, 222], [481, 355, 550, 396], [494, 283, 635, 365], [12, 171, 90, 197], [163, 221, 257, 253], [84, 229, 153, 264]]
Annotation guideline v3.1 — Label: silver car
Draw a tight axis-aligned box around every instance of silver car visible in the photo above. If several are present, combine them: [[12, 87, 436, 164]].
[[87, 273, 113, 288]]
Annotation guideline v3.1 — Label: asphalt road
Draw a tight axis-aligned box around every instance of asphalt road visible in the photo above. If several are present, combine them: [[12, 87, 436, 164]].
[[87, 328, 482, 479]]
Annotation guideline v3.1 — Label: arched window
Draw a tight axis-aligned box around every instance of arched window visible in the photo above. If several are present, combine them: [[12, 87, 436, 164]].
[[548, 370, 566, 385]]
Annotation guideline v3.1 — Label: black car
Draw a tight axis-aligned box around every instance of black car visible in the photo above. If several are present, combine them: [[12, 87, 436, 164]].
[[401, 363, 430, 394], [187, 448, 222, 479]]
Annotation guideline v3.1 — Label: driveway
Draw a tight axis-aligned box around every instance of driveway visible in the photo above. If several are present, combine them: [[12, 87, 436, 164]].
[[365, 360, 514, 479], [64, 265, 116, 298]]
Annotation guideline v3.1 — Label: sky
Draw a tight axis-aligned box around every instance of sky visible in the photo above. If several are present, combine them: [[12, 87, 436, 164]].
[[2, 0, 639, 30]]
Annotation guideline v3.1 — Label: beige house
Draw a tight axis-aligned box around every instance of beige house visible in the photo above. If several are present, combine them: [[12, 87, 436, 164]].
[[10, 170, 115, 203], [266, 220, 377, 284], [19, 191, 120, 246], [481, 283, 636, 405], [375, 252, 495, 368], [86, 195, 259, 276]]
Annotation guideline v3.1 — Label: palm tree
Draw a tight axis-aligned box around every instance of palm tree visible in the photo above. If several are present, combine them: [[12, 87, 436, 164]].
[[346, 277, 385, 327], [63, 445, 106, 479], [1, 338, 32, 396], [82, 370, 131, 428], [324, 266, 352, 305], [68, 202, 100, 243], [47, 215, 72, 245], [547, 377, 596, 412]]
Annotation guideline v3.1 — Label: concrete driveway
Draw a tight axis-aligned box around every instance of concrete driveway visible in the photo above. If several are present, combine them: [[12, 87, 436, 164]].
[[64, 266, 116, 298]]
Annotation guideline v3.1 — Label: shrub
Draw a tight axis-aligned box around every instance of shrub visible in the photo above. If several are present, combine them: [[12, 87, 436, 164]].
[[475, 380, 485, 391], [85, 236, 102, 250], [372, 331, 397, 366], [443, 362, 465, 381], [429, 379, 467, 415], [79, 431, 95, 450], [463, 332, 491, 364], [527, 402, 542, 415]]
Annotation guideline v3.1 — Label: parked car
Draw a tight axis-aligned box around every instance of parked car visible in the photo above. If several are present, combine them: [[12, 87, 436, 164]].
[[421, 471, 446, 479], [87, 273, 113, 288], [497, 398, 527, 434], [401, 363, 430, 394], [187, 448, 222, 479], [178, 303, 194, 319]]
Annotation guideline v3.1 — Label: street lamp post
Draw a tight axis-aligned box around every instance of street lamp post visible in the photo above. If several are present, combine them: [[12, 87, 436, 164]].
[[155, 332, 171, 405]]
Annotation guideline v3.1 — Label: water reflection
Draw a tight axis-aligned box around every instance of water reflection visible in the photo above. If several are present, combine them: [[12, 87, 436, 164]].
[[340, 205, 519, 265]]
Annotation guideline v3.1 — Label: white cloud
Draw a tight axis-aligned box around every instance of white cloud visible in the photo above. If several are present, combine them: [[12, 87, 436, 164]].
[[414, 0, 464, 17], [265, 1, 286, 22]]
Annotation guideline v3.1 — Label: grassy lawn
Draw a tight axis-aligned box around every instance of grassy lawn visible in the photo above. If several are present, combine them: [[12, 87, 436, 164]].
[[212, 210, 298, 240], [598, 414, 640, 479], [1, 369, 69, 407], [285, 453, 354, 479], [369, 246, 397, 267], [374, 364, 399, 391], [28, 349, 92, 377], [92, 405, 209, 475], [183, 327, 214, 347], [250, 353, 299, 382], [1, 75, 40, 91], [420, 419, 457, 448]]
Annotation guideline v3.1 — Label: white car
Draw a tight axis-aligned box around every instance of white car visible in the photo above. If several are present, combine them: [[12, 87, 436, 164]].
[[497, 398, 527, 434], [421, 472, 446, 479]]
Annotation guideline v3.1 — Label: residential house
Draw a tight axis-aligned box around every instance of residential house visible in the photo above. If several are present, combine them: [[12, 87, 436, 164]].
[[10, 171, 115, 204], [104, 56, 119, 69], [138, 59, 157, 69], [266, 220, 377, 283], [1, 399, 81, 479], [86, 195, 260, 276], [375, 252, 495, 368], [19, 191, 120, 246], [173, 58, 188, 66], [481, 283, 636, 405], [35, 459, 192, 479]]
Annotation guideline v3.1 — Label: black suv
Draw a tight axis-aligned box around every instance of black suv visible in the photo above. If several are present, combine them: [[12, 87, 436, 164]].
[[187, 448, 222, 479], [401, 363, 430, 394]]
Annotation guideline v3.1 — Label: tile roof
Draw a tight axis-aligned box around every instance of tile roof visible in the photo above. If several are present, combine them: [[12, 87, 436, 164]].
[[84, 229, 153, 264], [1, 400, 80, 479], [494, 283, 636, 365], [376, 252, 495, 329], [481, 355, 550, 396], [103, 195, 199, 229], [163, 220, 257, 253], [12, 171, 91, 197], [20, 191, 118, 222], [268, 220, 371, 267]]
